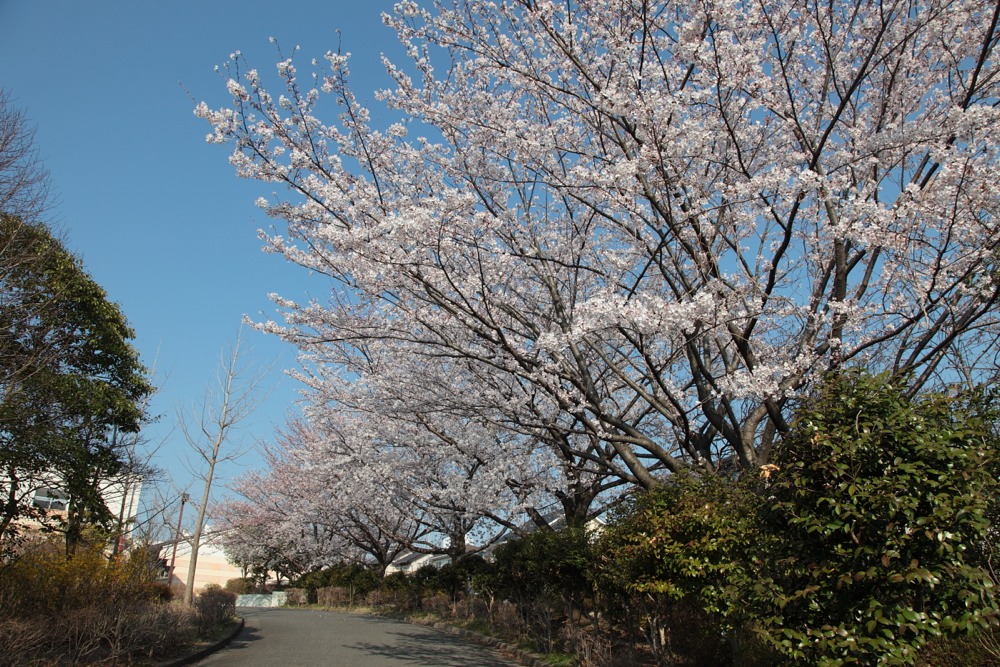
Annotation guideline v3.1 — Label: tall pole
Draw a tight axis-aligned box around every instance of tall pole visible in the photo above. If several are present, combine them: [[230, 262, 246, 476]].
[[168, 493, 189, 584]]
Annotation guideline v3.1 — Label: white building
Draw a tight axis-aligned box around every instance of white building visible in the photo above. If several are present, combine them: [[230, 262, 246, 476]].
[[15, 473, 144, 547], [164, 538, 243, 596], [384, 550, 452, 575]]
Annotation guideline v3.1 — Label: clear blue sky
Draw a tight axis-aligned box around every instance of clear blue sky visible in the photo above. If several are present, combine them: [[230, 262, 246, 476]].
[[0, 1, 400, 505]]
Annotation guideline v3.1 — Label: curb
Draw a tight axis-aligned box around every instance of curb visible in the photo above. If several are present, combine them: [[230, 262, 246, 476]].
[[406, 616, 549, 667], [159, 617, 245, 667]]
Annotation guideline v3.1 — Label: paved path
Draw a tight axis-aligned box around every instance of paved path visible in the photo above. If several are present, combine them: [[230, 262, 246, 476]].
[[195, 607, 520, 667]]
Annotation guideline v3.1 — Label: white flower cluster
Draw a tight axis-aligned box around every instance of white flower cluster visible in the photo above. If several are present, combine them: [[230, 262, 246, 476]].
[[199, 0, 1000, 558]]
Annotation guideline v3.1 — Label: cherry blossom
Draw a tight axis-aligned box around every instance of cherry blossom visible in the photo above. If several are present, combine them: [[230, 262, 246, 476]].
[[199, 0, 1000, 487]]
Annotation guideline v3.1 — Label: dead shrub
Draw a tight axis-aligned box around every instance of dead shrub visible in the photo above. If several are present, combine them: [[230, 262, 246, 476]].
[[490, 600, 525, 639], [562, 623, 612, 667], [283, 587, 309, 606], [604, 642, 653, 667], [316, 586, 351, 607], [422, 593, 452, 616], [0, 618, 48, 667], [0, 538, 198, 665], [105, 603, 196, 662], [148, 581, 174, 601], [453, 597, 489, 620], [8, 602, 198, 667], [58, 607, 116, 666], [0, 540, 163, 617], [195, 585, 237, 633]]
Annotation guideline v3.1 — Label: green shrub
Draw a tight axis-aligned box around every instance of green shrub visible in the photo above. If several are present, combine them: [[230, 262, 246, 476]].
[[473, 526, 594, 653], [593, 373, 1000, 666], [431, 555, 491, 600], [598, 472, 758, 619], [374, 565, 440, 609], [757, 371, 1000, 665], [377, 571, 420, 609], [477, 527, 593, 611], [224, 577, 256, 595], [294, 562, 378, 604], [596, 475, 759, 664]]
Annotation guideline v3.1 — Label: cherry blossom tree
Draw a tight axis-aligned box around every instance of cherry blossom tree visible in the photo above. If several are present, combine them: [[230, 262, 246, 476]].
[[298, 399, 530, 564], [198, 0, 1000, 485], [222, 417, 422, 575], [215, 501, 317, 586], [303, 319, 634, 526], [223, 371, 622, 572]]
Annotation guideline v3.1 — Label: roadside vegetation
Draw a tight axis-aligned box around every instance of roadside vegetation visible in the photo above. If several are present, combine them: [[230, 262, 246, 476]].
[[0, 90, 239, 667], [203, 1, 1000, 662], [0, 536, 237, 667], [5, 1, 1000, 664], [238, 372, 1000, 666]]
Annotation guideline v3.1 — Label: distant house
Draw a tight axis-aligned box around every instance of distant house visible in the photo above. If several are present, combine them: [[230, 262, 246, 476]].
[[8, 473, 144, 548], [385, 551, 453, 575], [30, 486, 69, 512]]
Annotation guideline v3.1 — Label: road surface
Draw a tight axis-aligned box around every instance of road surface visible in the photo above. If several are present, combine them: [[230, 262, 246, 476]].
[[195, 607, 521, 667]]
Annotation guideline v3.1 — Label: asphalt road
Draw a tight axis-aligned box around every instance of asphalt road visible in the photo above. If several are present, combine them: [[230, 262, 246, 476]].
[[195, 607, 521, 667]]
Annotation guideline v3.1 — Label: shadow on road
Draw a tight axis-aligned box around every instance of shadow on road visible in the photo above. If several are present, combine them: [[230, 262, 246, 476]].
[[213, 624, 262, 654], [346, 629, 514, 667]]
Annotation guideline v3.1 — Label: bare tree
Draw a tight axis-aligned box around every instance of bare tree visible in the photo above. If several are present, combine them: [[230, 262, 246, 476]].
[[0, 89, 50, 224], [1, 90, 56, 399], [180, 329, 269, 605]]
